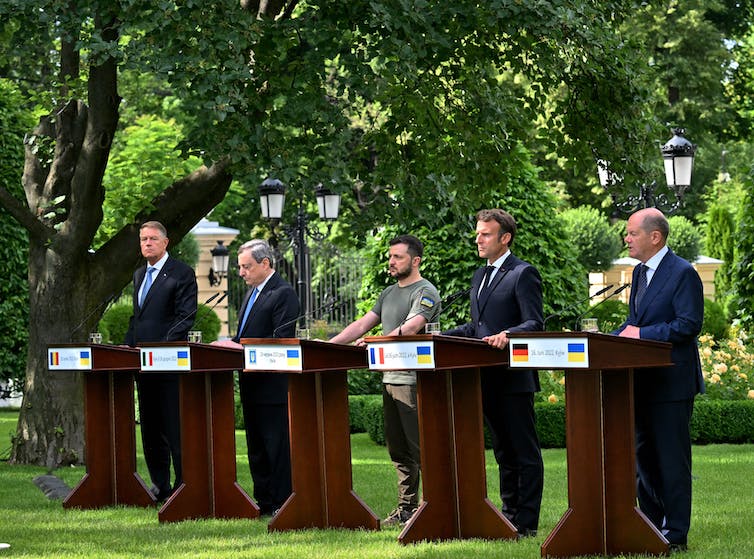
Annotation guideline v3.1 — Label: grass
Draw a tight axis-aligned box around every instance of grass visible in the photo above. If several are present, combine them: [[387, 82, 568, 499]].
[[1, 409, 753, 558]]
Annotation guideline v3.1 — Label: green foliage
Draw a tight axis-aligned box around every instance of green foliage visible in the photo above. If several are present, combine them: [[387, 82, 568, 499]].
[[702, 298, 730, 342], [348, 369, 382, 396], [561, 206, 623, 272], [732, 177, 754, 331], [193, 303, 221, 344], [171, 233, 199, 268], [0, 80, 34, 391], [691, 400, 754, 444], [535, 403, 566, 449], [98, 304, 133, 344], [667, 215, 701, 263], [705, 204, 735, 300], [698, 328, 754, 400], [582, 299, 631, 335], [94, 115, 205, 248]]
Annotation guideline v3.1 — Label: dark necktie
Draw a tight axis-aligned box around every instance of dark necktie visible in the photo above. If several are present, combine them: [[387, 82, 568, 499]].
[[634, 264, 648, 309], [480, 265, 496, 297]]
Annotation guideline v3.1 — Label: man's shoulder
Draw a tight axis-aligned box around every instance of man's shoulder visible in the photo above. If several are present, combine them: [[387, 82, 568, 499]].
[[165, 256, 194, 273]]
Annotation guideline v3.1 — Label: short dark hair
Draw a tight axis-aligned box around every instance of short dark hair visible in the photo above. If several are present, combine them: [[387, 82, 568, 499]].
[[476, 209, 517, 246], [389, 234, 424, 259]]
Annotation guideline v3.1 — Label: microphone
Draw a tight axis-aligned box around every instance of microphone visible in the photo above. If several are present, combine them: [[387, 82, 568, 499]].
[[441, 288, 471, 309], [572, 283, 630, 331], [272, 296, 339, 338], [165, 292, 224, 341], [69, 291, 120, 342], [543, 284, 614, 330]]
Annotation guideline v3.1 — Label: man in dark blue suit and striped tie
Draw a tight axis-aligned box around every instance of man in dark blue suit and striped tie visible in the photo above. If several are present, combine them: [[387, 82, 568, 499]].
[[615, 208, 705, 553]]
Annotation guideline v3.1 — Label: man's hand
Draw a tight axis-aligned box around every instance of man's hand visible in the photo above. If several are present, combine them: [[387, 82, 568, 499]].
[[482, 331, 510, 349], [618, 325, 641, 339]]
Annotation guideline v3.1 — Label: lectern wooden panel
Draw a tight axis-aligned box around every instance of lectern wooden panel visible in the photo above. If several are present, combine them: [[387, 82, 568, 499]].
[[47, 344, 155, 509], [510, 332, 673, 558], [137, 342, 258, 523], [363, 334, 518, 545], [239, 338, 380, 532]]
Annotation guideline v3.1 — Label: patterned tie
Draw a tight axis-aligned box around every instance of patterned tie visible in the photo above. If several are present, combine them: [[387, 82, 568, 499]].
[[238, 287, 259, 335], [479, 265, 496, 298], [139, 267, 156, 306], [634, 264, 648, 309]]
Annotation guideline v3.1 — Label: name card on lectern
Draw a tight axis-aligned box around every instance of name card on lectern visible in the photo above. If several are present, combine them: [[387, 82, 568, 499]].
[[243, 344, 303, 371], [366, 340, 436, 370], [508, 337, 590, 369], [139, 347, 192, 371], [48, 347, 92, 370]]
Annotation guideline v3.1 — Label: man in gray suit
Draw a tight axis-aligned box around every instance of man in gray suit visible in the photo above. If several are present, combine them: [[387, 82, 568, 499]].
[[125, 221, 198, 502]]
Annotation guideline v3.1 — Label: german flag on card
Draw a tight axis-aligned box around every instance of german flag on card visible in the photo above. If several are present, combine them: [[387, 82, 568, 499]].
[[512, 343, 529, 363]]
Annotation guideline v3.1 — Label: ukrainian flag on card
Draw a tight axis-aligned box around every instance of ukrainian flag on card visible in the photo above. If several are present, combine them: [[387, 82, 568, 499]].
[[176, 350, 189, 367], [79, 351, 90, 366], [567, 343, 586, 362], [287, 348, 301, 367], [416, 345, 432, 364]]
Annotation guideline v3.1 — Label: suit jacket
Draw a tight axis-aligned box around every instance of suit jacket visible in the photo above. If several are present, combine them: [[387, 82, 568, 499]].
[[124, 256, 198, 346], [233, 272, 300, 404], [444, 253, 544, 393], [615, 249, 704, 403]]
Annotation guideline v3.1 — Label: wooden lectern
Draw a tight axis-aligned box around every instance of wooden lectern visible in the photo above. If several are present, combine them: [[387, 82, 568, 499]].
[[364, 334, 519, 545], [47, 344, 155, 509], [137, 342, 258, 523], [506, 332, 673, 558], [240, 338, 380, 532]]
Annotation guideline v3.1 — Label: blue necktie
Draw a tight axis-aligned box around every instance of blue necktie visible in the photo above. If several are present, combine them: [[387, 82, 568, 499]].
[[634, 264, 648, 310], [140, 267, 156, 306], [238, 287, 259, 335], [479, 265, 496, 298]]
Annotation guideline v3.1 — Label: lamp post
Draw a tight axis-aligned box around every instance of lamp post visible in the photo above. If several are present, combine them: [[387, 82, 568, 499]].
[[596, 128, 697, 215], [208, 240, 230, 286], [258, 179, 341, 327]]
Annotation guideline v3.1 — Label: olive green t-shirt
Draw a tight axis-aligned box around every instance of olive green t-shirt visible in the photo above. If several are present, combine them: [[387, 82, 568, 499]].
[[371, 278, 442, 385]]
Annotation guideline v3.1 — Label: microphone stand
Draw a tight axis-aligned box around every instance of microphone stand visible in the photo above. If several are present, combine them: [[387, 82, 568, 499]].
[[572, 284, 631, 332], [543, 284, 614, 331]]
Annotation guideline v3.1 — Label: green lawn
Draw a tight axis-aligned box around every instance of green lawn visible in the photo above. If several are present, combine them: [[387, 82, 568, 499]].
[[1, 409, 753, 558]]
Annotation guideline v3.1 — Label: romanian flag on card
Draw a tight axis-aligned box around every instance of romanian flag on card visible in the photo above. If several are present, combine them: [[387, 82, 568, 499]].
[[287, 348, 301, 367], [79, 351, 90, 366], [50, 352, 60, 366], [416, 345, 432, 364], [512, 343, 529, 363], [176, 350, 189, 367], [567, 343, 586, 362], [369, 347, 385, 365]]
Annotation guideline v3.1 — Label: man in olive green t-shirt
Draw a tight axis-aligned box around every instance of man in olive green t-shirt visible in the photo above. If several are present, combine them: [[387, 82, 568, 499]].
[[330, 235, 441, 526]]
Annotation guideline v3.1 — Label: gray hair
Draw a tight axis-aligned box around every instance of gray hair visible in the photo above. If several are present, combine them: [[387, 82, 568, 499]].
[[238, 239, 275, 268]]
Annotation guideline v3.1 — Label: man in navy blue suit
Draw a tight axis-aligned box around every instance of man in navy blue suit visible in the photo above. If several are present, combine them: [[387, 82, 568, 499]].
[[125, 221, 198, 502], [444, 209, 544, 538], [213, 239, 299, 515], [615, 207, 704, 553]]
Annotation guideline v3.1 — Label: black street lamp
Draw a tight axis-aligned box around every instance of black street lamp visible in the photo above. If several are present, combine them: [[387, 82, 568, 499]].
[[596, 128, 697, 215], [208, 240, 230, 286], [258, 179, 342, 327]]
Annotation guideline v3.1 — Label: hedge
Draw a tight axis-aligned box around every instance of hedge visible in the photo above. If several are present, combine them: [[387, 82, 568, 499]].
[[348, 396, 754, 448]]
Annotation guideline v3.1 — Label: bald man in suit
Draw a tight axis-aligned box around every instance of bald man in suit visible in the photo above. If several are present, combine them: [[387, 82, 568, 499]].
[[125, 221, 198, 502], [444, 208, 544, 538], [615, 208, 704, 553]]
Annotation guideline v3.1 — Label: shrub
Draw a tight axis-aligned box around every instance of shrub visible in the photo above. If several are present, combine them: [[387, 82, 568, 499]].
[[582, 298, 630, 334], [99, 303, 133, 344], [348, 369, 382, 395], [667, 215, 701, 263], [702, 298, 729, 342], [193, 303, 221, 343], [561, 206, 623, 272]]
